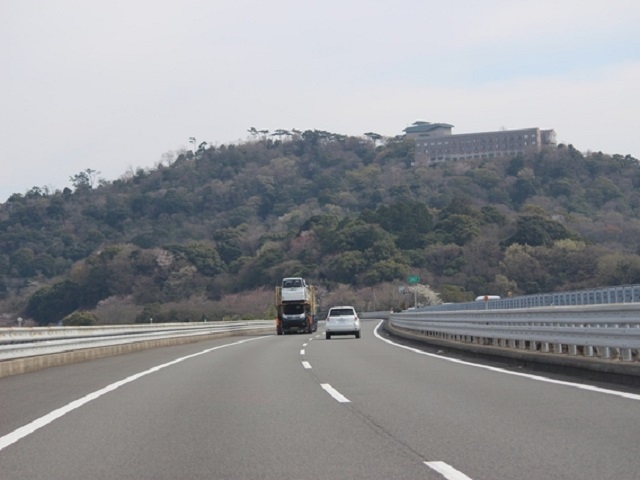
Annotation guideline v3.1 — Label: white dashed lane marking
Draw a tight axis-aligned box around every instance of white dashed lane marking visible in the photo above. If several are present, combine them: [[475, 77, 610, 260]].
[[321, 383, 350, 403]]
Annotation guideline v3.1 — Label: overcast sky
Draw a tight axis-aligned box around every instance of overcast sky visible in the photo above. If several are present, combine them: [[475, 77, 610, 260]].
[[1, 0, 639, 202]]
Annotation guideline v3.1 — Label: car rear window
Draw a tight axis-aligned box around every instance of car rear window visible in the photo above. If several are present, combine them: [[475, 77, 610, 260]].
[[283, 304, 304, 314], [329, 308, 355, 316]]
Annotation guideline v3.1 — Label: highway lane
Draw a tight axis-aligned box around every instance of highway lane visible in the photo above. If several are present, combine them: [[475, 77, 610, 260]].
[[0, 327, 432, 479], [1, 319, 639, 479], [318, 321, 640, 479]]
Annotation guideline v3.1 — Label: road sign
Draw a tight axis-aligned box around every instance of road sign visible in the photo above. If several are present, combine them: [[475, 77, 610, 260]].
[[407, 275, 419, 284]]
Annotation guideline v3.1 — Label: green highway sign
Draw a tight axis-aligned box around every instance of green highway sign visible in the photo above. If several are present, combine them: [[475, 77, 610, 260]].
[[407, 275, 419, 284]]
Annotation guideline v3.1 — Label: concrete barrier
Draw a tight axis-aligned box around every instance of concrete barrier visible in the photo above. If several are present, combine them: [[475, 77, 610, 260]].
[[0, 326, 272, 378]]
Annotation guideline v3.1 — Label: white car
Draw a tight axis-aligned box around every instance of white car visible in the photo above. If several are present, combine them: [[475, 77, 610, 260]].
[[325, 306, 360, 339]]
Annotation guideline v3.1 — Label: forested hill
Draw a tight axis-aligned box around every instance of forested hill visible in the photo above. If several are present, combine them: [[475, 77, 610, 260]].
[[2, 130, 640, 325]]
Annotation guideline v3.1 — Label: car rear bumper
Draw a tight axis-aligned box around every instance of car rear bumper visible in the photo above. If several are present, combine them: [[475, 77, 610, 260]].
[[326, 324, 359, 334]]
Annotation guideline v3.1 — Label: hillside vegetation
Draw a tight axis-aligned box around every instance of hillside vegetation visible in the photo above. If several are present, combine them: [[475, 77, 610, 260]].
[[1, 130, 640, 325]]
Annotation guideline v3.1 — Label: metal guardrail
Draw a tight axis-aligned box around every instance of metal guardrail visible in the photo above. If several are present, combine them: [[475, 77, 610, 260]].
[[421, 284, 640, 312], [0, 321, 274, 361], [390, 304, 640, 362], [5, 285, 640, 366]]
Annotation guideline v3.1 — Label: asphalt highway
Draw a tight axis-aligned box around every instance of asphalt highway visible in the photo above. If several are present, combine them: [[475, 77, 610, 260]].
[[1, 319, 639, 479]]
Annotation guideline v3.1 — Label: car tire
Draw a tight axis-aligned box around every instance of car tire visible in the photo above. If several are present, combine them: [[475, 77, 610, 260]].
[[355, 331, 360, 339], [326, 332, 331, 340]]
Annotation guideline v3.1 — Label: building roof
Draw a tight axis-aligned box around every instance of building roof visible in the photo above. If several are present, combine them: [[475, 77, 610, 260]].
[[403, 121, 454, 135]]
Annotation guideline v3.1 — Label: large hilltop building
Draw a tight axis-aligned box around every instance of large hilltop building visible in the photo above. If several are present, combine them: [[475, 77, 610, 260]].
[[404, 121, 557, 165]]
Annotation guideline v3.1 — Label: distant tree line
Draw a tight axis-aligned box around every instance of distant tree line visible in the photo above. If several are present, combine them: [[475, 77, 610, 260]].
[[1, 130, 640, 325]]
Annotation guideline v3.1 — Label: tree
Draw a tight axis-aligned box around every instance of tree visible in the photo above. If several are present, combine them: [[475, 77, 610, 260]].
[[10, 248, 36, 277], [504, 213, 577, 248], [379, 201, 434, 249], [439, 197, 476, 218], [63, 311, 97, 326], [328, 251, 367, 283], [325, 220, 387, 253], [480, 206, 506, 225], [169, 242, 224, 276], [434, 214, 480, 246], [372, 201, 433, 236], [364, 238, 400, 263], [136, 303, 162, 323], [70, 168, 100, 190], [471, 169, 501, 189], [364, 132, 383, 146], [500, 244, 550, 294], [424, 244, 465, 276], [439, 284, 474, 303], [25, 280, 81, 325], [271, 129, 291, 142], [25, 186, 46, 198], [32, 253, 57, 277], [410, 283, 442, 306], [509, 177, 537, 206], [215, 229, 243, 264], [588, 176, 623, 207], [359, 259, 407, 285], [596, 253, 640, 285]]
